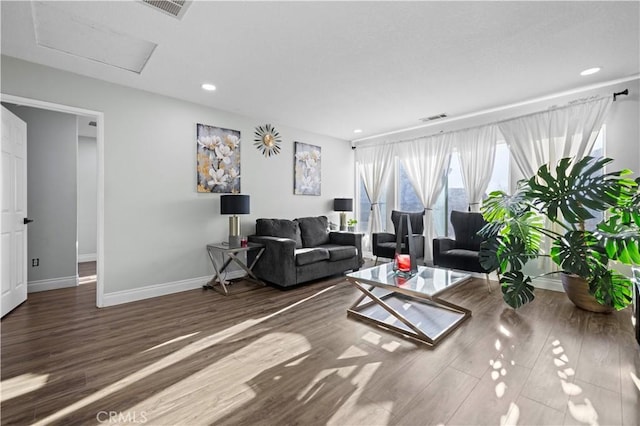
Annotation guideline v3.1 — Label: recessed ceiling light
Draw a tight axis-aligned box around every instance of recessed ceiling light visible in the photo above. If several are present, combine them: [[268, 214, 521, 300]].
[[353, 129, 363, 134], [580, 67, 601, 76], [201, 83, 216, 91]]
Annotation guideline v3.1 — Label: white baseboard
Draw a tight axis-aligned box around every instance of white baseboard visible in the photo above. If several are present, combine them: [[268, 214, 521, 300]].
[[532, 276, 564, 292], [78, 253, 97, 262], [102, 270, 247, 307], [28, 275, 79, 293], [440, 269, 564, 293]]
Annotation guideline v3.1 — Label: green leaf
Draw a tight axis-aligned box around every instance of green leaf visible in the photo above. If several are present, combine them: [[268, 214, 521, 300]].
[[500, 271, 535, 309], [481, 185, 529, 222], [527, 156, 633, 224], [499, 236, 536, 272], [504, 211, 544, 255], [550, 231, 608, 277], [588, 270, 633, 310], [479, 238, 501, 272], [596, 216, 640, 265]]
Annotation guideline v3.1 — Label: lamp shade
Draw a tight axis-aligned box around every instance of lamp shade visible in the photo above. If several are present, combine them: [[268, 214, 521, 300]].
[[220, 194, 250, 215], [333, 198, 353, 212]]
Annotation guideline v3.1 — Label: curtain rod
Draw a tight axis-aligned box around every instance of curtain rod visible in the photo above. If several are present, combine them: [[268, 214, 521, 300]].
[[352, 74, 639, 145], [613, 89, 629, 101], [353, 89, 627, 150]]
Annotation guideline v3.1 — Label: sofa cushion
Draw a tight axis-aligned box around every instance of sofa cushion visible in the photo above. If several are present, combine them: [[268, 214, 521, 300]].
[[320, 244, 357, 262], [256, 218, 303, 248], [295, 248, 330, 266], [438, 248, 485, 273], [297, 216, 330, 247]]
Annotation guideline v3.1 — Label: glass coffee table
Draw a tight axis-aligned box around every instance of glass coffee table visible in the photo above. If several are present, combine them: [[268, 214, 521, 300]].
[[346, 263, 472, 346]]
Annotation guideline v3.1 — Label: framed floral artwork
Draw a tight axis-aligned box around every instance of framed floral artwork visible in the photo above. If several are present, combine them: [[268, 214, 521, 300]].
[[294, 141, 321, 195], [196, 123, 241, 193]]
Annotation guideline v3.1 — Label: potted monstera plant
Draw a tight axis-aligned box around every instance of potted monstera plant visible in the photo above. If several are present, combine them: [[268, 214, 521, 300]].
[[479, 156, 640, 311]]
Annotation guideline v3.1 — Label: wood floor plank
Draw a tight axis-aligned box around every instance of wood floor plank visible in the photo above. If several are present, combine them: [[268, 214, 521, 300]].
[[563, 379, 622, 426], [1, 274, 636, 426], [574, 311, 622, 393], [511, 395, 566, 425], [520, 300, 589, 412], [447, 362, 532, 425], [618, 314, 640, 426], [391, 366, 479, 425]]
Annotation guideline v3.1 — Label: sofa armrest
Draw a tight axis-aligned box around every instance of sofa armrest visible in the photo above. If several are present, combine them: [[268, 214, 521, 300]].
[[433, 237, 456, 265], [433, 237, 456, 253], [329, 232, 363, 266], [372, 232, 395, 246], [247, 235, 297, 286]]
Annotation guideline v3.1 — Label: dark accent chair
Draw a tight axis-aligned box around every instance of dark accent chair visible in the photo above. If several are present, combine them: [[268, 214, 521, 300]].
[[433, 210, 491, 291], [372, 210, 425, 264]]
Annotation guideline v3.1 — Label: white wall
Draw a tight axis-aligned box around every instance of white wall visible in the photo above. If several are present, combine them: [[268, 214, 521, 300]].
[[77, 136, 97, 261], [3, 104, 78, 286], [1, 56, 354, 300]]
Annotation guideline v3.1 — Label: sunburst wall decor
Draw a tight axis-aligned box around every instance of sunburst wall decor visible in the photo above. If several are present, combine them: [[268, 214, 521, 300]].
[[254, 124, 282, 157]]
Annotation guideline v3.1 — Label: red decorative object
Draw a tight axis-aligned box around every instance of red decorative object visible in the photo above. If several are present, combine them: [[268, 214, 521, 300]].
[[394, 253, 411, 272], [392, 213, 418, 276], [395, 275, 408, 286]]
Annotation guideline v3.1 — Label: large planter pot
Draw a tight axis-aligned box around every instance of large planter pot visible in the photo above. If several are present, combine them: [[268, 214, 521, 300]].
[[561, 273, 613, 313]]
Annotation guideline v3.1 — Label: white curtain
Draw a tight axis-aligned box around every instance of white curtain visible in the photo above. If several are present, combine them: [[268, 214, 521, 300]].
[[499, 96, 612, 179], [356, 144, 395, 250], [454, 125, 498, 212], [397, 133, 453, 261], [498, 96, 613, 274]]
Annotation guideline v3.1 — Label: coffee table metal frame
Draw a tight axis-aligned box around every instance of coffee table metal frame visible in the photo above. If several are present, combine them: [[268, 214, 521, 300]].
[[205, 243, 266, 295], [346, 264, 472, 346]]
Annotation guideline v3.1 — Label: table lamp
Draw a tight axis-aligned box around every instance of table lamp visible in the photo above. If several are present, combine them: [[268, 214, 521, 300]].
[[333, 198, 353, 231], [220, 194, 250, 247]]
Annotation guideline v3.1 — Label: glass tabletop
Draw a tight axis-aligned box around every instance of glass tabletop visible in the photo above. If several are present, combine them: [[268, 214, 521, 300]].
[[206, 242, 264, 253], [346, 262, 471, 297]]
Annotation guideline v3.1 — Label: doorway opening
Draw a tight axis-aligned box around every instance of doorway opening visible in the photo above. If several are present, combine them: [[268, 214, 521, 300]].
[[1, 94, 104, 308]]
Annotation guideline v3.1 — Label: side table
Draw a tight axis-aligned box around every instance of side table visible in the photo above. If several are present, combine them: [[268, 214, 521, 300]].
[[204, 242, 266, 295]]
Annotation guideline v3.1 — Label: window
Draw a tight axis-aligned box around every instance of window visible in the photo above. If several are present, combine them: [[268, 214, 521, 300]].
[[446, 154, 469, 236], [584, 126, 606, 231], [393, 143, 511, 238], [486, 143, 510, 194], [355, 126, 601, 243], [358, 177, 386, 233], [398, 163, 423, 212], [358, 179, 371, 232]]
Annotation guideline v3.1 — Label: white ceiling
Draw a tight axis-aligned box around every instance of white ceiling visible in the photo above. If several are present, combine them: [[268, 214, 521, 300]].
[[2, 1, 639, 141]]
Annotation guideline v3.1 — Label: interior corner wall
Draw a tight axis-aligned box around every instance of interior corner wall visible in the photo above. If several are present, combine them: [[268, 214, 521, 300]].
[[2, 103, 78, 284], [1, 56, 354, 298], [78, 136, 97, 261]]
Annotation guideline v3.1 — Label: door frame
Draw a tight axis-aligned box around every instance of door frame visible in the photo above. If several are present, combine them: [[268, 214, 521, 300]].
[[1, 93, 105, 308]]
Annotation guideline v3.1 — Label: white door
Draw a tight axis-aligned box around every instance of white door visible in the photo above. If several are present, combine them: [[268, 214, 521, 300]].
[[1, 106, 28, 317]]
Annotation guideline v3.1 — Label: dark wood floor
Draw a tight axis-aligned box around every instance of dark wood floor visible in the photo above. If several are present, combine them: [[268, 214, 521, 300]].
[[78, 261, 96, 279], [1, 270, 638, 425]]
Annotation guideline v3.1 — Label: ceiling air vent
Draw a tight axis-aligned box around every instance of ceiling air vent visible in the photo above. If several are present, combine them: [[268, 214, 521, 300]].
[[141, 0, 191, 19], [419, 113, 448, 122]]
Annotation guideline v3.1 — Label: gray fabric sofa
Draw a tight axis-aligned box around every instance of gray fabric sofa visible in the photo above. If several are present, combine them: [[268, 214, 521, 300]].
[[248, 216, 363, 288]]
